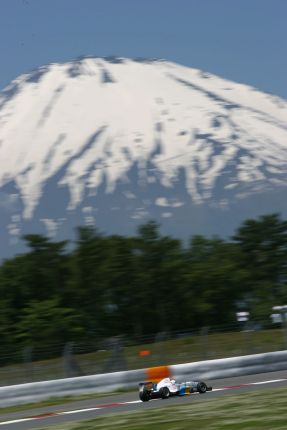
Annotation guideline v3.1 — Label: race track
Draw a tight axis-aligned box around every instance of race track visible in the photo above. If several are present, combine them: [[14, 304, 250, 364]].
[[0, 370, 286, 430]]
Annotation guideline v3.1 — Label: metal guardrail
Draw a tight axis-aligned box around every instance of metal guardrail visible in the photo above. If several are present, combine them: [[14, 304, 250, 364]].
[[171, 350, 287, 380]]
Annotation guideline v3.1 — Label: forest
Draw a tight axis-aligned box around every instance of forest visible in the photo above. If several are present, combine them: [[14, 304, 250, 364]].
[[0, 213, 286, 358]]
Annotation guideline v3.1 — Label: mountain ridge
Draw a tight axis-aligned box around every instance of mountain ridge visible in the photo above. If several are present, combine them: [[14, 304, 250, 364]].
[[1, 57, 287, 257]]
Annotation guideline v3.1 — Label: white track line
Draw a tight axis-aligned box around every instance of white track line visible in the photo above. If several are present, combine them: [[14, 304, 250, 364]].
[[0, 419, 36, 426], [252, 379, 286, 385], [61, 407, 101, 415]]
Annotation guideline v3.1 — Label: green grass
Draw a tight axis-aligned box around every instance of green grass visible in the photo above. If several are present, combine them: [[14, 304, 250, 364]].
[[0, 388, 133, 414], [39, 387, 287, 430]]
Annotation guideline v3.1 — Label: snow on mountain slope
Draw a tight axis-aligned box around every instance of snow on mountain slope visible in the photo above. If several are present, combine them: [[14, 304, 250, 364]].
[[0, 57, 287, 252]]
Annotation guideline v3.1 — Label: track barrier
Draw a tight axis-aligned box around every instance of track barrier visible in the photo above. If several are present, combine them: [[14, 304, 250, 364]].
[[0, 350, 286, 407]]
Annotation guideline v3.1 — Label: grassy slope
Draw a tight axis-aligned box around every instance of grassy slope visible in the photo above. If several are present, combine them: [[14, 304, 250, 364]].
[[39, 387, 287, 430]]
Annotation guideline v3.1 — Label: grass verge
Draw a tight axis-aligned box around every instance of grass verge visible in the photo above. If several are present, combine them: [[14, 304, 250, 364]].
[[38, 387, 287, 430], [0, 389, 133, 415]]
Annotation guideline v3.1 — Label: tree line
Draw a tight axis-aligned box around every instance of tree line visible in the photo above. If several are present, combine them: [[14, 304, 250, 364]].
[[0, 213, 286, 358]]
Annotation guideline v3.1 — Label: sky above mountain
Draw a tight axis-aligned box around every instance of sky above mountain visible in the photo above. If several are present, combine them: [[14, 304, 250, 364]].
[[0, 0, 286, 99]]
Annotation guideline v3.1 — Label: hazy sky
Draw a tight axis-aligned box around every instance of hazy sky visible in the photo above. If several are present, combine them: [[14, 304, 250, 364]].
[[0, 0, 286, 98]]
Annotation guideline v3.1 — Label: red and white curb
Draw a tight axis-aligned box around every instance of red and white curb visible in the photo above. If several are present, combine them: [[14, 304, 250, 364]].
[[0, 378, 286, 427]]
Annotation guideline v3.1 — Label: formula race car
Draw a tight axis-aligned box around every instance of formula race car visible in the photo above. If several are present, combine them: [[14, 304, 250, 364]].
[[139, 377, 212, 401]]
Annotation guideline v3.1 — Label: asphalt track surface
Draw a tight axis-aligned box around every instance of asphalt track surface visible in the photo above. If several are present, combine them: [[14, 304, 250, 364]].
[[0, 370, 286, 430]]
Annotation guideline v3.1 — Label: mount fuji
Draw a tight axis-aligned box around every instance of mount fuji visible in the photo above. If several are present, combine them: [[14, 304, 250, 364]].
[[1, 56, 287, 257]]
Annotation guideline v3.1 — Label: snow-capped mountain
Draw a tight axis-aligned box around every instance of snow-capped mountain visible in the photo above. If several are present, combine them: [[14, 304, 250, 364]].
[[1, 56, 287, 257]]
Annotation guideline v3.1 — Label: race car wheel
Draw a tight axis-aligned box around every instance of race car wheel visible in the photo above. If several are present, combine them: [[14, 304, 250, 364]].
[[159, 387, 170, 399], [197, 382, 207, 393], [139, 389, 151, 402]]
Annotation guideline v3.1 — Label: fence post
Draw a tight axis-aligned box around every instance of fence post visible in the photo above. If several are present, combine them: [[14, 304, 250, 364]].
[[282, 312, 287, 349], [242, 325, 253, 355], [154, 332, 168, 365], [200, 327, 210, 359], [200, 327, 209, 359], [23, 346, 33, 383], [63, 342, 84, 378], [104, 337, 126, 372]]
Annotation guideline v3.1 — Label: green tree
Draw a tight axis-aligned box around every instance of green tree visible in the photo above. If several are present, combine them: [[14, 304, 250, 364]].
[[134, 221, 186, 334], [0, 235, 71, 353], [233, 213, 287, 318], [16, 298, 83, 350], [22, 234, 69, 301], [68, 226, 110, 338], [102, 235, 139, 337], [184, 236, 246, 327]]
